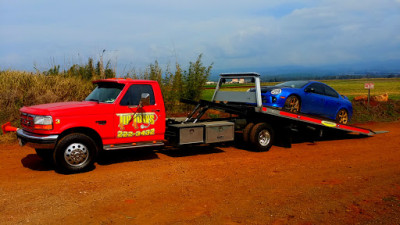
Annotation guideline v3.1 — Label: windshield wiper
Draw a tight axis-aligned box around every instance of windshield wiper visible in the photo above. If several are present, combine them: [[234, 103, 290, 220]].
[[86, 99, 100, 103]]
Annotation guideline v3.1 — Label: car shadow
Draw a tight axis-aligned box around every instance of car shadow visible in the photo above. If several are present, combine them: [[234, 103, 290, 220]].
[[21, 154, 54, 171]]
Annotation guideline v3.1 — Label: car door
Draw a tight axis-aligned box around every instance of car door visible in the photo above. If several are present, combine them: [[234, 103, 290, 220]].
[[114, 83, 164, 144], [322, 84, 341, 120], [302, 83, 326, 117]]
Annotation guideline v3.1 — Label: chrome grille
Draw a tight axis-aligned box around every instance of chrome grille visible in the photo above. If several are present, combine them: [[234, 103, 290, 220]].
[[21, 113, 34, 129]]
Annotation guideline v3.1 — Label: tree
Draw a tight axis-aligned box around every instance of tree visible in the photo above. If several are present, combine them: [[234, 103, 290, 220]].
[[183, 54, 213, 101]]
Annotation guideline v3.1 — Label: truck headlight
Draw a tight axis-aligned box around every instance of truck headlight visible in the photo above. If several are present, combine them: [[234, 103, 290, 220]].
[[34, 116, 53, 130], [271, 89, 281, 95]]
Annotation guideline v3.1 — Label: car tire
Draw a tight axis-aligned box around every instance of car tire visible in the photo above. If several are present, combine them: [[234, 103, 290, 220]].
[[284, 95, 301, 113], [336, 109, 349, 124], [242, 122, 254, 143], [249, 122, 274, 152], [53, 133, 97, 173]]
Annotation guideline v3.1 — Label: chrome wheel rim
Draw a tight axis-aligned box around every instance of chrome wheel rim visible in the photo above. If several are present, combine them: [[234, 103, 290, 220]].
[[288, 97, 300, 112], [258, 130, 271, 146], [64, 143, 89, 167], [338, 110, 348, 124]]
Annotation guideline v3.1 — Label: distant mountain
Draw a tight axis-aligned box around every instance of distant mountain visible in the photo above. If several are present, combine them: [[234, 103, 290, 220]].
[[210, 60, 400, 81]]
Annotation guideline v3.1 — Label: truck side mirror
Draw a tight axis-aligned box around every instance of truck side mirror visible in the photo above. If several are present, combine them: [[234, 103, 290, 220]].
[[139, 93, 150, 107]]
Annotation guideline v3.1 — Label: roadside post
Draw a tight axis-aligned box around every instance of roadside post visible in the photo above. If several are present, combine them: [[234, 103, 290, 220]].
[[364, 83, 374, 105]]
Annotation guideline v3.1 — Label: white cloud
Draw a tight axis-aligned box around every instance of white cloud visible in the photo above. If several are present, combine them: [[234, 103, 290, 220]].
[[1, 0, 400, 73]]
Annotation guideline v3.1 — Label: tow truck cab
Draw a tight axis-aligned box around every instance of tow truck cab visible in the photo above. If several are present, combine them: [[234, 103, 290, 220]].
[[17, 78, 166, 172]]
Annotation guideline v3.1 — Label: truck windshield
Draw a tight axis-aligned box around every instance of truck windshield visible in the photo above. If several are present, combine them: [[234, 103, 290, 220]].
[[85, 82, 125, 103]]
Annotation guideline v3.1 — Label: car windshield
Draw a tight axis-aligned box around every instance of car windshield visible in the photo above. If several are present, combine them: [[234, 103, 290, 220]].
[[85, 82, 125, 103], [275, 80, 310, 88]]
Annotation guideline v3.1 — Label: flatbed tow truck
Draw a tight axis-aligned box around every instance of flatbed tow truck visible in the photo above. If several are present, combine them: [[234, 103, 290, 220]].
[[2, 73, 385, 173]]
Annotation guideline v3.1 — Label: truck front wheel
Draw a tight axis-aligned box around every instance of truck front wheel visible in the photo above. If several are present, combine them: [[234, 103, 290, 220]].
[[249, 123, 274, 152], [53, 133, 97, 173]]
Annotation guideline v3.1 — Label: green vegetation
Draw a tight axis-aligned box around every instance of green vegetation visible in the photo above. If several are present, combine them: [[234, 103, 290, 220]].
[[124, 54, 212, 113], [323, 78, 400, 100], [0, 71, 94, 128], [42, 57, 116, 80], [0, 56, 399, 143]]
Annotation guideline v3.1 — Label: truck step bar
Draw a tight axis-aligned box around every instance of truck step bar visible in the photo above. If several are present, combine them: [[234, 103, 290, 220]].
[[104, 141, 164, 151]]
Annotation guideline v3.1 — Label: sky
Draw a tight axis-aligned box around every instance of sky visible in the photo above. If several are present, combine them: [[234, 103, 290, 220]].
[[1, 0, 400, 76]]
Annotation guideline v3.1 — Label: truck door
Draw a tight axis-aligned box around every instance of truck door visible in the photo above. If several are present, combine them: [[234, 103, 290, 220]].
[[114, 83, 165, 143]]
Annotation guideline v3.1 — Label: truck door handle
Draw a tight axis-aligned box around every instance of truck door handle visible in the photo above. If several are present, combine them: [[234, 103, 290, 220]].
[[153, 109, 160, 112], [96, 120, 107, 125]]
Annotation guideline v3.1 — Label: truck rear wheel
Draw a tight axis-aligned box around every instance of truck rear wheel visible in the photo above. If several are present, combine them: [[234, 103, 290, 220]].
[[249, 123, 274, 152], [53, 133, 97, 173], [242, 122, 254, 143]]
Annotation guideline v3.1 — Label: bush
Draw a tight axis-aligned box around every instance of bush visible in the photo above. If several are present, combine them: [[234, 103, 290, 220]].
[[351, 100, 400, 123], [0, 70, 94, 127]]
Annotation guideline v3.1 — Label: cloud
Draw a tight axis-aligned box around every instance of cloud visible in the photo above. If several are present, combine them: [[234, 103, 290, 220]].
[[1, 0, 399, 73]]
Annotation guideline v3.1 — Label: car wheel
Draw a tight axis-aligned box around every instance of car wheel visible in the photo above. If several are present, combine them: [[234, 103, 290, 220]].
[[336, 109, 349, 124], [242, 122, 254, 143], [249, 123, 274, 152], [284, 96, 301, 113], [53, 133, 97, 173]]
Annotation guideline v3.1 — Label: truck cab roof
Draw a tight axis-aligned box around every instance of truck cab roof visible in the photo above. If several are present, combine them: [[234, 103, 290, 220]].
[[93, 78, 158, 85]]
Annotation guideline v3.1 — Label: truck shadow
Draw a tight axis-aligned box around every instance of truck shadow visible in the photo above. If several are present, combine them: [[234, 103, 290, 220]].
[[96, 148, 159, 166], [21, 154, 54, 171], [233, 130, 370, 151], [158, 145, 225, 157]]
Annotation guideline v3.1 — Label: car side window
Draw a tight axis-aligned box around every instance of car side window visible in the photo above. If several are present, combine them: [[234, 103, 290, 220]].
[[306, 83, 325, 95], [323, 84, 339, 98], [120, 84, 155, 106]]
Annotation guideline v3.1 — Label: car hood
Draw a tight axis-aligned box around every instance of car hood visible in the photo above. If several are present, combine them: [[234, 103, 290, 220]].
[[249, 85, 296, 93], [20, 101, 114, 116]]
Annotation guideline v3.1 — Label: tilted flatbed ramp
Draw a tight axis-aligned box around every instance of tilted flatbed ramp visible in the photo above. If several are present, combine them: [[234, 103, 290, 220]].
[[178, 72, 387, 151], [182, 99, 384, 136]]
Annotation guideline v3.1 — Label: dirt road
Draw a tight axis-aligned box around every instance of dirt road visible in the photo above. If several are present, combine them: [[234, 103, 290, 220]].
[[1, 121, 400, 224]]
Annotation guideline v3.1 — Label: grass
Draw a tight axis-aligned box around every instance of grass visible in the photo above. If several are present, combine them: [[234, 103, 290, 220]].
[[0, 70, 94, 129]]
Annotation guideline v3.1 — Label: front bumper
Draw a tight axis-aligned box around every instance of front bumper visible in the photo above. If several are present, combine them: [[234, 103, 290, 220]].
[[16, 129, 59, 149]]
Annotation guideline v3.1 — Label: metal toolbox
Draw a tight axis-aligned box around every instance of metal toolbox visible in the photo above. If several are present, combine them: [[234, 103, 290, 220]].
[[166, 123, 204, 145], [166, 121, 234, 146], [202, 121, 234, 143]]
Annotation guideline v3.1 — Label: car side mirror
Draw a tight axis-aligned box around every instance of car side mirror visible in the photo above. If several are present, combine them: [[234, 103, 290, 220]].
[[139, 93, 150, 107]]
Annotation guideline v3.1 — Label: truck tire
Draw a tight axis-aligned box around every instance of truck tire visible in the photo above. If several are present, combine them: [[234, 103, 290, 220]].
[[249, 122, 274, 152], [35, 148, 53, 162], [242, 122, 254, 143], [53, 133, 97, 173]]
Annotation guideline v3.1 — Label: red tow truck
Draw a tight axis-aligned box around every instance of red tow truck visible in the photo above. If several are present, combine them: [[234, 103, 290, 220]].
[[2, 73, 382, 173]]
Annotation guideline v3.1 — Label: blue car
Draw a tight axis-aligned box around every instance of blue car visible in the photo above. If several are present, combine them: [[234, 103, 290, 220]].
[[249, 80, 353, 124]]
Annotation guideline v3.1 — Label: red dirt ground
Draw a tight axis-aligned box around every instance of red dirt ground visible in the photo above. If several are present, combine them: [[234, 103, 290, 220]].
[[1, 121, 400, 224]]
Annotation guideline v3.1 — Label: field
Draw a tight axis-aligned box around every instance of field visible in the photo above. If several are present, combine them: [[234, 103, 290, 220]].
[[201, 78, 400, 101]]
